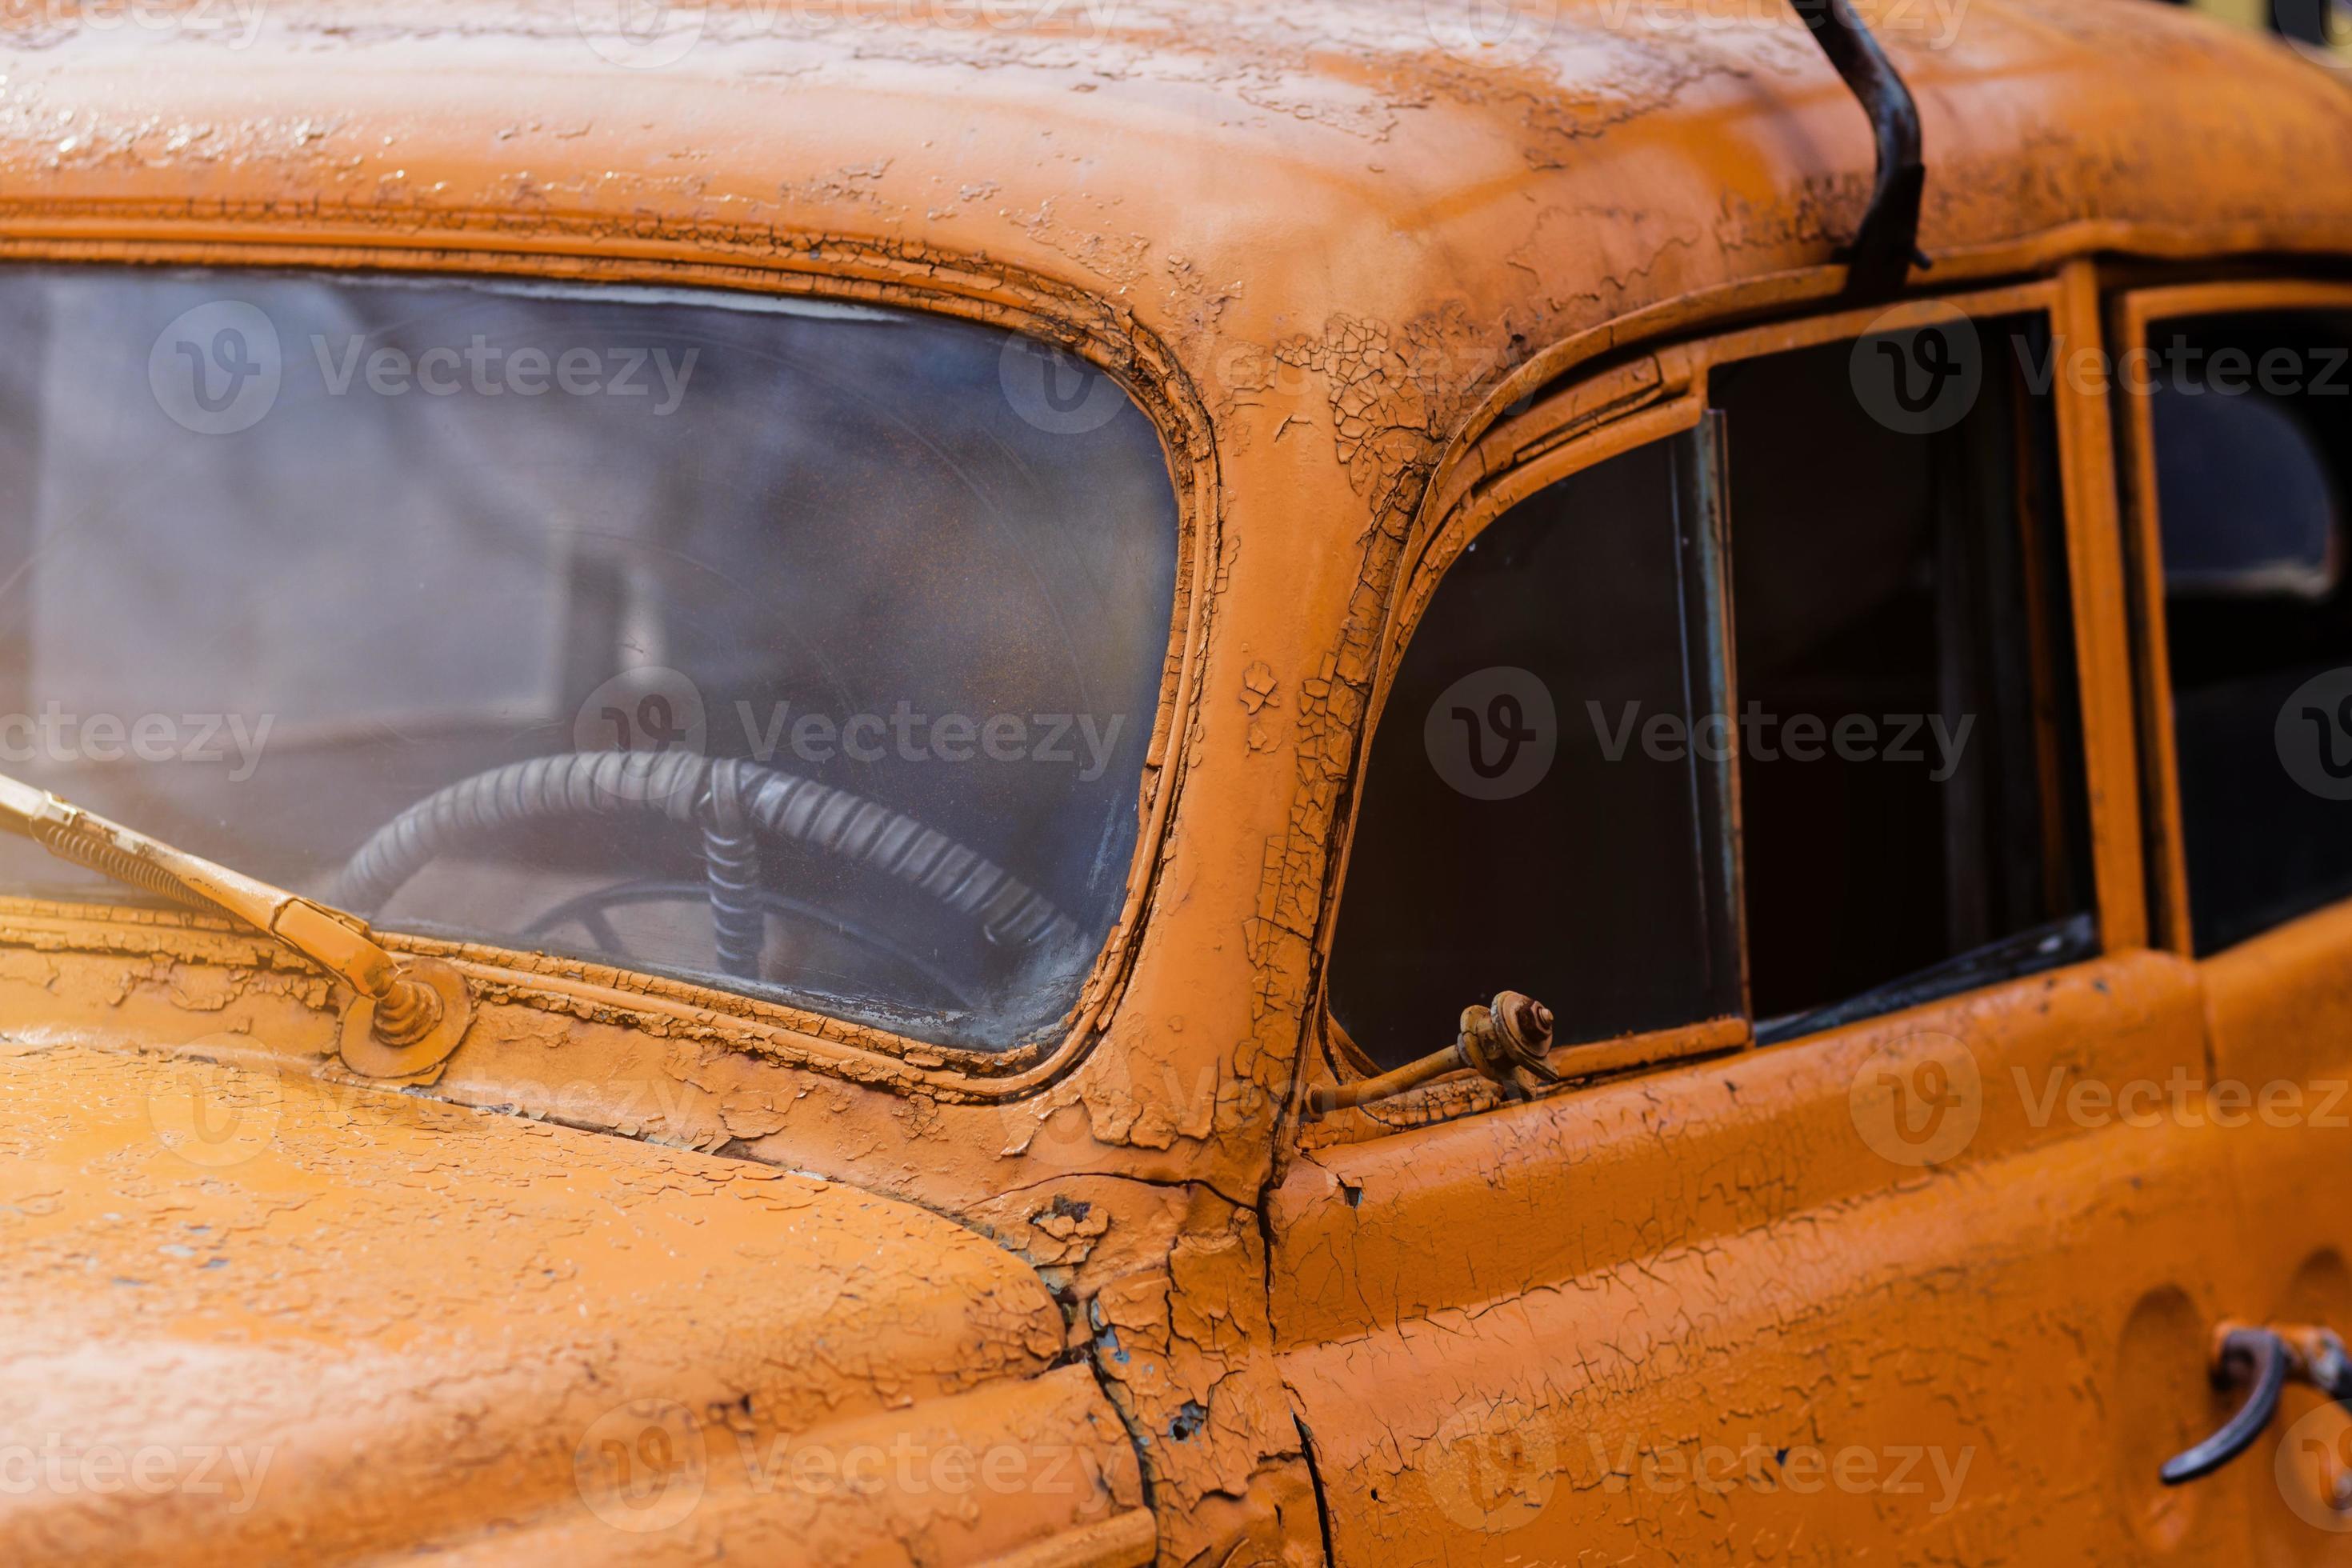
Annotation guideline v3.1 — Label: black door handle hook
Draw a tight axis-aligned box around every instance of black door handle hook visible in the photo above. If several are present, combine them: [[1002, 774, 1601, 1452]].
[[2162, 1323, 2352, 1486], [2161, 1326, 2292, 1485]]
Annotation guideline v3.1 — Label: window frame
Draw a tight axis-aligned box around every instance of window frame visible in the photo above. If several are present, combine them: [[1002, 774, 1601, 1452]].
[[2109, 276, 2352, 956], [1308, 272, 2149, 1136]]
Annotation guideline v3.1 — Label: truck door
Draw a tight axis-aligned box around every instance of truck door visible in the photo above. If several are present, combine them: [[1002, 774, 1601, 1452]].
[[1272, 273, 2270, 1564], [2114, 278, 2352, 1558]]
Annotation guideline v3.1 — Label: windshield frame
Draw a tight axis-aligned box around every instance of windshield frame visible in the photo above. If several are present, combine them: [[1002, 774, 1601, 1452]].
[[0, 234, 1217, 1098]]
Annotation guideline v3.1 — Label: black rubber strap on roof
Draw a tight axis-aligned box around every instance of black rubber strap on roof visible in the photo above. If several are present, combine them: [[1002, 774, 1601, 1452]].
[[1791, 0, 1929, 296]]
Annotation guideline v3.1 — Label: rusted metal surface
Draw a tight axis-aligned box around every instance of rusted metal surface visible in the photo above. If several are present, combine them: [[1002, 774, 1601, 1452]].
[[0, 1041, 1143, 1563], [0, 770, 471, 1058], [0, 0, 2343, 1562], [1306, 990, 1554, 1114]]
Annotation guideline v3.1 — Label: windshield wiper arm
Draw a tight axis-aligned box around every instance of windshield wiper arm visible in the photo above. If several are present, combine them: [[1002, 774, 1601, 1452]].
[[0, 770, 473, 1072]]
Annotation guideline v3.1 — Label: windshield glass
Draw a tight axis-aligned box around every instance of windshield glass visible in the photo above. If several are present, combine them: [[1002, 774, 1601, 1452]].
[[0, 267, 1180, 1052]]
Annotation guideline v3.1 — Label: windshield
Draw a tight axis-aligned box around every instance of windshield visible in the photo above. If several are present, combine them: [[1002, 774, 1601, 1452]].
[[0, 267, 1180, 1052]]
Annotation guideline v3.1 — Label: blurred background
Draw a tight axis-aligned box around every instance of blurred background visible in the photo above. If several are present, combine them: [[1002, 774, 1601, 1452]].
[[2180, 0, 2351, 59]]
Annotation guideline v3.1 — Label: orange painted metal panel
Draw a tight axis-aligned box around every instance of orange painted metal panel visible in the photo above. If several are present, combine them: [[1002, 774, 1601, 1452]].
[[0, 1041, 1145, 1563], [2110, 277, 2352, 1562], [0, 2, 2341, 1562], [1274, 954, 2270, 1561]]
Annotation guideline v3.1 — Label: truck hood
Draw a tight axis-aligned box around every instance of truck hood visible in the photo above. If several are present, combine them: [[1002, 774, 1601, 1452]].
[[0, 1040, 1150, 1565]]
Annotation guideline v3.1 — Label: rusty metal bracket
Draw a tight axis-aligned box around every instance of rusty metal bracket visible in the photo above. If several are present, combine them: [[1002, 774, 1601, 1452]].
[[336, 957, 476, 1079], [1308, 992, 1556, 1116], [0, 770, 473, 1077]]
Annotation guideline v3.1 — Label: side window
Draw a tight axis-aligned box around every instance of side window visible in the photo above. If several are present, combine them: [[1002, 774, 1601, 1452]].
[[1714, 322, 2095, 1040], [1327, 433, 1742, 1071], [1327, 310, 2097, 1076], [2145, 308, 2352, 954]]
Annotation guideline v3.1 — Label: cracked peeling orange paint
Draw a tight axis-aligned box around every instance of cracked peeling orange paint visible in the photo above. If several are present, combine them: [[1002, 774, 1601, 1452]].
[[0, 2, 2342, 1564]]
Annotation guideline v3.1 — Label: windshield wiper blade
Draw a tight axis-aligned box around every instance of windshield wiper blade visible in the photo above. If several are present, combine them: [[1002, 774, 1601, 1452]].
[[0, 770, 473, 1073]]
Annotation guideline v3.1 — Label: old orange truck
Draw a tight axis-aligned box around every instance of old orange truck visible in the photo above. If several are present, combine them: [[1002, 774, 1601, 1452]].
[[1, 0, 2349, 1562]]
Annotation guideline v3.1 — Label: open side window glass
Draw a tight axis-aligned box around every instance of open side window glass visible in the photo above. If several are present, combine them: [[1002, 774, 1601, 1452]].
[[2114, 289, 2352, 955], [1322, 304, 2098, 1105], [1327, 426, 1742, 1072], [1712, 318, 2096, 1042]]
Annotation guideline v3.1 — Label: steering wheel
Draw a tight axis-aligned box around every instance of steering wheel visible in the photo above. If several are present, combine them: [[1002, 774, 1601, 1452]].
[[521, 877, 982, 1011], [334, 750, 1074, 990]]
